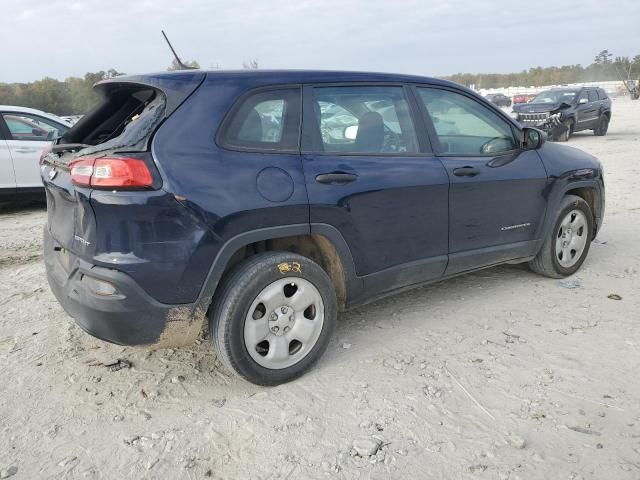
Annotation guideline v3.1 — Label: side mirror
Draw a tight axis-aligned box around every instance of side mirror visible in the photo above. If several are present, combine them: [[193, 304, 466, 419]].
[[523, 127, 546, 150], [579, 97, 588, 104]]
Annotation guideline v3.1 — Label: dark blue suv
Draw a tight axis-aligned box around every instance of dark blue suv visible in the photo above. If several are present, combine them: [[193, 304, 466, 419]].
[[42, 70, 605, 385]]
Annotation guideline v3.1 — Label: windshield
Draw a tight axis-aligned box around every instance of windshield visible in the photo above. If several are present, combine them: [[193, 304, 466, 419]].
[[531, 90, 577, 104]]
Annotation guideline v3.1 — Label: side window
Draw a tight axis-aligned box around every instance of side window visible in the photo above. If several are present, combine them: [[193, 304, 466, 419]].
[[587, 90, 598, 102], [221, 88, 301, 152], [578, 91, 589, 103], [598, 89, 609, 100], [311, 86, 418, 154], [2, 113, 68, 141], [416, 88, 516, 156]]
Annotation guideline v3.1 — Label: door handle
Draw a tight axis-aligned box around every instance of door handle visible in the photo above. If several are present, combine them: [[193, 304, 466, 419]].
[[14, 148, 39, 153], [315, 172, 357, 184], [453, 167, 481, 177]]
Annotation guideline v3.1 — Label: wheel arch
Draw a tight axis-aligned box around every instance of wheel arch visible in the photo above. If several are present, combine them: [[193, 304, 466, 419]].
[[196, 224, 360, 314], [565, 185, 600, 237]]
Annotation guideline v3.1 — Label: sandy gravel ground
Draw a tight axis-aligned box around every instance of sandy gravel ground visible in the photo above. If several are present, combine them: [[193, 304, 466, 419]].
[[1, 99, 639, 480]]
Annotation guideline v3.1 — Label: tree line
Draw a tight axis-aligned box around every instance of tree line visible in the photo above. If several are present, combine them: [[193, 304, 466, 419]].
[[0, 69, 126, 116], [0, 58, 260, 116], [1, 51, 637, 115], [445, 50, 640, 89]]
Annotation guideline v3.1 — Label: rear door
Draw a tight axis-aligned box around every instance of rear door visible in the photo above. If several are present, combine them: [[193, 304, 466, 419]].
[[414, 85, 548, 275], [1, 112, 69, 188], [302, 84, 449, 296]]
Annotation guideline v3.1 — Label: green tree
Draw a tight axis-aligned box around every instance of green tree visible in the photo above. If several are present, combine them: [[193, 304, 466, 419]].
[[242, 59, 259, 69], [167, 59, 200, 71], [0, 69, 126, 115], [446, 50, 638, 88]]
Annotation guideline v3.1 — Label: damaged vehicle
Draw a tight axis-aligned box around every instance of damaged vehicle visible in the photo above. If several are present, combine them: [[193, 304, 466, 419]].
[[512, 87, 611, 141], [485, 93, 512, 107], [42, 70, 605, 385]]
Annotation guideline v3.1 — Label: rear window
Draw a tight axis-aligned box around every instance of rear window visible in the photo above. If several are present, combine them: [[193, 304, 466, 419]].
[[219, 88, 301, 152], [597, 88, 608, 100], [62, 86, 166, 155]]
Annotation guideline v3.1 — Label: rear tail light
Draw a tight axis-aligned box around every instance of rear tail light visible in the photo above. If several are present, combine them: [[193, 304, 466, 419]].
[[69, 156, 154, 189]]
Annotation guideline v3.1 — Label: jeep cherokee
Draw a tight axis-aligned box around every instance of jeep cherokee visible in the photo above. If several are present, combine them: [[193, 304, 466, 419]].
[[512, 86, 611, 142], [42, 70, 605, 385]]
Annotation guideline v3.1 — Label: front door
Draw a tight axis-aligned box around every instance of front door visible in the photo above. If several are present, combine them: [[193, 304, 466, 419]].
[[1, 112, 68, 188], [575, 90, 599, 130], [302, 84, 449, 297], [414, 86, 548, 275]]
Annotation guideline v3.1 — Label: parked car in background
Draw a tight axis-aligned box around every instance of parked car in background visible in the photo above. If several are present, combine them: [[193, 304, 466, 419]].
[[41, 70, 604, 385], [485, 93, 512, 107], [1, 106, 70, 199], [512, 94, 536, 104], [512, 87, 611, 142]]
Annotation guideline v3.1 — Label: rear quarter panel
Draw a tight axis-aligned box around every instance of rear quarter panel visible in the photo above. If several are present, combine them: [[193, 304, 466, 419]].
[[150, 75, 309, 302]]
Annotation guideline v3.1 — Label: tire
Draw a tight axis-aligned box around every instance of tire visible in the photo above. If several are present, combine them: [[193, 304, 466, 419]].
[[555, 119, 574, 142], [594, 114, 609, 136], [528, 195, 593, 278], [210, 251, 337, 386]]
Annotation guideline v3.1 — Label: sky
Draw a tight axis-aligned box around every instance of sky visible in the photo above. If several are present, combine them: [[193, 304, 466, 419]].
[[3, 0, 640, 83]]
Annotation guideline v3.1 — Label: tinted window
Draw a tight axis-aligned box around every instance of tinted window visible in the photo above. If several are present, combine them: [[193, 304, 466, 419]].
[[578, 91, 589, 103], [417, 88, 516, 155], [311, 86, 418, 154], [588, 90, 598, 102], [2, 113, 68, 141], [221, 88, 300, 152], [597, 89, 608, 100]]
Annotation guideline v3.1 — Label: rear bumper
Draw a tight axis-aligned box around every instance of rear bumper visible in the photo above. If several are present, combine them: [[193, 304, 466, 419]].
[[44, 228, 199, 346]]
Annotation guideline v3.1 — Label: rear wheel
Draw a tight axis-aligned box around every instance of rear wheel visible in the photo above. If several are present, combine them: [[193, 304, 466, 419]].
[[528, 195, 593, 278], [210, 252, 337, 385], [594, 114, 609, 136]]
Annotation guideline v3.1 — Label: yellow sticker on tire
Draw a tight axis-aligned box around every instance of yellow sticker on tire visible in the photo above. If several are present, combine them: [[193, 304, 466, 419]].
[[277, 262, 302, 274]]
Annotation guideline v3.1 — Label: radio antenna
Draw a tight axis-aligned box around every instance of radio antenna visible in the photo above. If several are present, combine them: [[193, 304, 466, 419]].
[[161, 30, 196, 70]]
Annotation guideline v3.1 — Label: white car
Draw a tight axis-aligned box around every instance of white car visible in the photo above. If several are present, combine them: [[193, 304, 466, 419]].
[[1, 106, 71, 199], [60, 115, 83, 126]]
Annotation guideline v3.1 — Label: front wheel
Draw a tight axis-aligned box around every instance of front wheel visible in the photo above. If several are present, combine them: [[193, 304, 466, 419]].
[[555, 119, 574, 142], [528, 195, 593, 278], [210, 252, 337, 385]]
